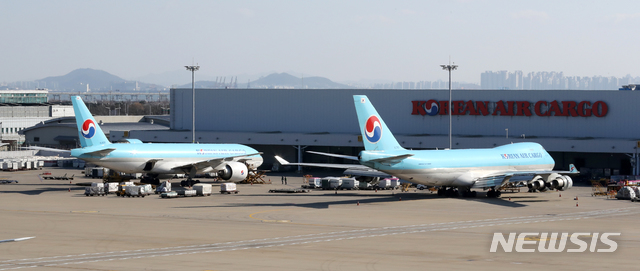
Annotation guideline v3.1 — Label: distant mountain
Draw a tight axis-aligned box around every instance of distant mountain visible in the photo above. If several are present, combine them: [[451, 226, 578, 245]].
[[248, 73, 352, 89], [36, 68, 166, 92]]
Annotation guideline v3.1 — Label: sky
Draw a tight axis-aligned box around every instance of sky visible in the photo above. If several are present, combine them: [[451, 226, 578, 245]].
[[1, 0, 639, 84]]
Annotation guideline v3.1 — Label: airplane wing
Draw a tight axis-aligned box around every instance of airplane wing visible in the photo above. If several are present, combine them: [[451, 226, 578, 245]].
[[369, 154, 414, 163], [21, 146, 71, 153], [275, 156, 392, 178], [172, 152, 262, 171], [275, 155, 365, 169], [306, 151, 359, 161], [0, 236, 35, 243], [84, 148, 116, 157], [471, 164, 579, 189]]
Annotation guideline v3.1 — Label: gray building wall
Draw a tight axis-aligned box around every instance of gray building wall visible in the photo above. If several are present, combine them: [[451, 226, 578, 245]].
[[170, 88, 635, 139]]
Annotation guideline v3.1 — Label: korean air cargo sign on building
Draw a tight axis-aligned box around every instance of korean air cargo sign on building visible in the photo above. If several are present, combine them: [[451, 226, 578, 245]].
[[411, 100, 608, 117]]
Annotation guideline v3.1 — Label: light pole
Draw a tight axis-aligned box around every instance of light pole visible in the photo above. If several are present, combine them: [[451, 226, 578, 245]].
[[185, 65, 199, 143], [441, 63, 458, 149]]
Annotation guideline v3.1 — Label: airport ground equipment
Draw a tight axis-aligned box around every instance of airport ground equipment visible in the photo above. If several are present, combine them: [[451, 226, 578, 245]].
[[115, 181, 134, 197], [193, 183, 212, 196], [140, 184, 153, 196], [340, 178, 359, 190], [239, 170, 269, 184], [268, 188, 310, 193], [388, 178, 401, 189], [591, 181, 608, 196], [0, 179, 18, 184], [102, 169, 134, 183], [160, 191, 178, 198], [104, 182, 118, 194], [616, 186, 637, 200], [155, 181, 172, 194], [401, 182, 411, 192], [85, 183, 105, 196], [220, 183, 238, 194], [41, 173, 74, 180], [124, 186, 142, 197], [630, 186, 640, 202], [320, 177, 340, 190], [307, 177, 321, 188], [376, 179, 392, 190], [178, 189, 197, 197], [359, 181, 372, 190]]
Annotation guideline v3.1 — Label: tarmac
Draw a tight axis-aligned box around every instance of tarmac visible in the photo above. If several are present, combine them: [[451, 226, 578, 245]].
[[0, 168, 638, 270]]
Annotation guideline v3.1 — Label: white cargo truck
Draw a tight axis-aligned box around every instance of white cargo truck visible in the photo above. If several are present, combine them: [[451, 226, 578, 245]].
[[220, 183, 238, 194], [193, 183, 212, 196]]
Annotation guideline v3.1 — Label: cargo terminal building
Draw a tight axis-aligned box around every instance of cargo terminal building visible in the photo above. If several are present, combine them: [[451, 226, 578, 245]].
[[106, 88, 640, 180]]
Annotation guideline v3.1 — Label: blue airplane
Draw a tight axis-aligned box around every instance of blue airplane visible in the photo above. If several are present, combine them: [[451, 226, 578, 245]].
[[276, 95, 577, 197], [39, 96, 263, 186]]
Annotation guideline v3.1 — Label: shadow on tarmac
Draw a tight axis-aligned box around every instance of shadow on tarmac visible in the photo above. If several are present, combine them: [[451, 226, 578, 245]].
[[175, 191, 532, 209]]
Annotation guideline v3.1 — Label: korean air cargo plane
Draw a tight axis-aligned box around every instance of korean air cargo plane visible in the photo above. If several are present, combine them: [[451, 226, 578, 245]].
[[68, 96, 263, 185], [277, 95, 576, 197]]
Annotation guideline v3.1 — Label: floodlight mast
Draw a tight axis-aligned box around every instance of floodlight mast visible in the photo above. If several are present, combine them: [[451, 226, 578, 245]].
[[440, 64, 458, 149], [185, 65, 200, 143]]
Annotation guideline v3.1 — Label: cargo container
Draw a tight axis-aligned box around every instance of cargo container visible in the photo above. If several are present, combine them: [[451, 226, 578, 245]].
[[140, 184, 153, 196], [220, 183, 238, 194], [124, 185, 147, 197], [91, 167, 109, 178], [358, 181, 372, 190], [85, 186, 105, 196], [193, 183, 212, 196], [321, 177, 340, 190], [105, 182, 119, 193], [377, 179, 391, 190], [340, 178, 359, 190], [308, 177, 322, 188], [179, 189, 197, 197], [329, 178, 342, 189], [387, 178, 401, 189]]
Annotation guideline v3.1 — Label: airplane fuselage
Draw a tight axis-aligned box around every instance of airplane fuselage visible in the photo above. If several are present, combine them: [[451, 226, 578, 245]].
[[359, 142, 554, 187], [71, 143, 263, 175]]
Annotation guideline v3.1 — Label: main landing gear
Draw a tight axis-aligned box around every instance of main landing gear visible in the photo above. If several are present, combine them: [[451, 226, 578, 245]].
[[486, 188, 502, 198], [437, 187, 477, 198], [181, 179, 200, 187]]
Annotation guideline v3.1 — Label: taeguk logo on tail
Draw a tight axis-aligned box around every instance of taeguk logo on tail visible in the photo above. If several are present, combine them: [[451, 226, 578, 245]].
[[81, 119, 96, 139], [365, 115, 382, 143]]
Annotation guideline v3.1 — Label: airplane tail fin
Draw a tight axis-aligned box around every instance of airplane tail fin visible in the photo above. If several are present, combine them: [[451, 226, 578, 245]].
[[71, 96, 110, 147], [569, 164, 578, 173], [353, 95, 405, 151]]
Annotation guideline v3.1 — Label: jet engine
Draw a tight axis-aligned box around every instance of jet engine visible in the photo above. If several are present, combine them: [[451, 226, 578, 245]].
[[527, 175, 547, 192], [546, 174, 573, 191], [217, 162, 248, 182]]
